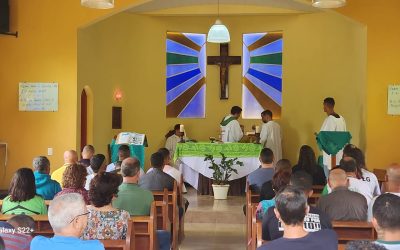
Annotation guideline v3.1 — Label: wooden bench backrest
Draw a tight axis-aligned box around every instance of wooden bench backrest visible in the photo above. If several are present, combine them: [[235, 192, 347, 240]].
[[246, 182, 259, 250], [152, 182, 178, 250], [332, 220, 377, 243], [132, 201, 157, 250]]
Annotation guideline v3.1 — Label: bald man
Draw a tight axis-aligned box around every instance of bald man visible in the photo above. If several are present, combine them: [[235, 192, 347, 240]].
[[317, 168, 367, 221], [368, 164, 400, 221], [51, 150, 78, 186]]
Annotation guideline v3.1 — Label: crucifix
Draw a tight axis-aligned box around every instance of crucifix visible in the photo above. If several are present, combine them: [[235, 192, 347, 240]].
[[207, 43, 241, 99]]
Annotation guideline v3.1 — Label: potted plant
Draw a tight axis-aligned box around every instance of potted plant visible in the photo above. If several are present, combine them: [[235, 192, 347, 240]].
[[204, 153, 243, 200]]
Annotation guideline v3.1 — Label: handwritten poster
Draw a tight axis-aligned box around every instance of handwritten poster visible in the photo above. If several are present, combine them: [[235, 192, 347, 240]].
[[19, 83, 58, 111], [388, 85, 400, 115]]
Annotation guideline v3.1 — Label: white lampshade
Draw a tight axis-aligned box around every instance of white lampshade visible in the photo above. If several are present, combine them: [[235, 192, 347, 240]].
[[207, 19, 230, 43], [312, 0, 346, 8], [81, 0, 114, 9]]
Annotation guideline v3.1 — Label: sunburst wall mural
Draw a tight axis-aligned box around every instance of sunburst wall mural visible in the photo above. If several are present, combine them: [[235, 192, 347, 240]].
[[242, 31, 283, 119], [166, 32, 206, 118]]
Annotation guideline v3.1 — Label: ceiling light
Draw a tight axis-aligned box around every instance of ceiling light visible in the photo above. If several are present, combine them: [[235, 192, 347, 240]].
[[81, 0, 114, 9], [207, 19, 230, 43], [312, 0, 346, 8]]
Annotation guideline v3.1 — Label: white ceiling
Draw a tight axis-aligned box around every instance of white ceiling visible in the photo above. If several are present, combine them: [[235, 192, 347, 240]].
[[126, 0, 318, 16]]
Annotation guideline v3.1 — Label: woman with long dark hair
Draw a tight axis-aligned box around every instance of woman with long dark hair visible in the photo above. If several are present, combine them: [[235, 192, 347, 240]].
[[292, 145, 326, 185], [1, 168, 47, 215]]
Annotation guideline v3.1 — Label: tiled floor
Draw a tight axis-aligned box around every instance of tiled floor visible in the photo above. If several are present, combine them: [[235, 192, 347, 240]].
[[180, 188, 246, 250]]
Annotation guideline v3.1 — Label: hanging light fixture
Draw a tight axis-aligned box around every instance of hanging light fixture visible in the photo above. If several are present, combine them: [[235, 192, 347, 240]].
[[312, 0, 346, 8], [207, 0, 230, 43], [81, 0, 115, 9]]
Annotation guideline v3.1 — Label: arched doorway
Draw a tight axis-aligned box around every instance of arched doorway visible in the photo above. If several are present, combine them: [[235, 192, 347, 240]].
[[80, 89, 88, 153]]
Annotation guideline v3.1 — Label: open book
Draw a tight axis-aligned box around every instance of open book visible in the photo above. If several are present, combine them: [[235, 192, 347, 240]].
[[116, 132, 148, 146]]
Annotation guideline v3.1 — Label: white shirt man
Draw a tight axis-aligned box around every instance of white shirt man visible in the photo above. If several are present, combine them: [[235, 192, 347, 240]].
[[259, 110, 282, 161], [220, 106, 243, 143], [320, 97, 347, 171]]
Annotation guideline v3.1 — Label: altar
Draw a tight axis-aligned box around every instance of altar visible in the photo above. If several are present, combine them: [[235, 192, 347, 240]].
[[174, 142, 262, 196]]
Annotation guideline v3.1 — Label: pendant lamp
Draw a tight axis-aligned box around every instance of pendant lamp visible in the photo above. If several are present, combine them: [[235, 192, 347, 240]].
[[312, 0, 346, 8], [207, 0, 230, 43], [81, 0, 114, 9]]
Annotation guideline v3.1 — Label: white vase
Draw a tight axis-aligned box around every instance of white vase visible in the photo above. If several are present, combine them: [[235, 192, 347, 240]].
[[212, 184, 230, 200]]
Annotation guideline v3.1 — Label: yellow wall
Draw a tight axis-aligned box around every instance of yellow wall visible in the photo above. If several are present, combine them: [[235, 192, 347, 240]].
[[78, 12, 366, 169], [336, 0, 400, 169], [0, 0, 146, 188]]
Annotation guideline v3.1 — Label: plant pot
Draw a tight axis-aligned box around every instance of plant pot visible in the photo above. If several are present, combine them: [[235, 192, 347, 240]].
[[212, 184, 230, 200]]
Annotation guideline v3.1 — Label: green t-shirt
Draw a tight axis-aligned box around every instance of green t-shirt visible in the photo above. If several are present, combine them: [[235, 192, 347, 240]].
[[112, 183, 154, 216], [1, 195, 47, 215]]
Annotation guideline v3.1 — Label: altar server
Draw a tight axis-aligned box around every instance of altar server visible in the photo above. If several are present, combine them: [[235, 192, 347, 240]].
[[220, 106, 243, 143], [320, 97, 347, 175], [259, 110, 282, 161], [165, 124, 187, 159]]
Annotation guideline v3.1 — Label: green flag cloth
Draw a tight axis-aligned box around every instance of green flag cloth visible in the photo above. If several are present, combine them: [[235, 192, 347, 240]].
[[220, 116, 236, 126], [316, 131, 352, 155], [173, 142, 263, 162], [110, 139, 145, 169]]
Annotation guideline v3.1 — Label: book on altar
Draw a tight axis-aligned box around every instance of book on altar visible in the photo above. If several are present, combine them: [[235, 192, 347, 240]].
[[116, 132, 148, 146]]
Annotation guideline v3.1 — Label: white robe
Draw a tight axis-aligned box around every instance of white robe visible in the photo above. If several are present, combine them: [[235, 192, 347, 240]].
[[220, 115, 243, 143], [165, 134, 184, 160], [259, 120, 282, 161], [320, 115, 347, 169]]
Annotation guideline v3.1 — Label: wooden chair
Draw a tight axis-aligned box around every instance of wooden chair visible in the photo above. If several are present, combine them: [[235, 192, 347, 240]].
[[332, 221, 377, 243], [152, 182, 179, 250]]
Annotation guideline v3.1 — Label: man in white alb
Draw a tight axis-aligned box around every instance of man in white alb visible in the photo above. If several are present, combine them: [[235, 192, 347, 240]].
[[259, 110, 282, 161], [220, 106, 243, 143], [320, 97, 347, 176]]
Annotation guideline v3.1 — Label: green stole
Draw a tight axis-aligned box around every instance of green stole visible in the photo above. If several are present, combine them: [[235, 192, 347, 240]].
[[220, 116, 236, 126]]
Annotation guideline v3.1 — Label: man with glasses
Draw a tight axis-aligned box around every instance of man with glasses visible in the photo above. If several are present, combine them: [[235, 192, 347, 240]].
[[30, 193, 104, 250]]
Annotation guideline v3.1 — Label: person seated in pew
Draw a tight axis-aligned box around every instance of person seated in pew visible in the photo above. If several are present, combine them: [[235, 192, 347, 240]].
[[262, 171, 332, 241], [30, 193, 105, 250], [292, 145, 327, 185], [79, 145, 95, 167], [247, 148, 275, 193], [139, 152, 175, 191], [106, 145, 130, 173], [51, 150, 78, 185], [345, 240, 387, 250], [1, 168, 47, 215], [82, 172, 130, 240], [258, 186, 338, 250], [343, 145, 381, 195], [317, 168, 367, 221], [155, 148, 187, 193], [113, 157, 154, 216], [368, 164, 400, 221], [372, 193, 400, 249], [55, 164, 90, 204], [33, 156, 62, 200], [0, 214, 35, 250], [258, 159, 293, 201], [256, 169, 291, 220], [85, 154, 106, 190]]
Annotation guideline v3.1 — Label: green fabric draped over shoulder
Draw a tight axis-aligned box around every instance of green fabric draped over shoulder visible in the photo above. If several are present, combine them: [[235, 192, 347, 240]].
[[220, 116, 236, 126], [316, 131, 352, 155], [174, 142, 263, 161]]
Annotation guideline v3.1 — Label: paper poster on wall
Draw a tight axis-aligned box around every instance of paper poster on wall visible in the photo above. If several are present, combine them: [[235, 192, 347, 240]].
[[19, 82, 58, 111], [388, 85, 400, 115]]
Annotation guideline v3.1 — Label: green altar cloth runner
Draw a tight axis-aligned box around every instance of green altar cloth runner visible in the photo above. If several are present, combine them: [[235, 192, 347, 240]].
[[316, 131, 352, 155], [174, 142, 263, 161], [109, 139, 145, 169]]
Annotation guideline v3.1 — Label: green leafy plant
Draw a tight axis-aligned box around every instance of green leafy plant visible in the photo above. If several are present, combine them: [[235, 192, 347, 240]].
[[204, 153, 244, 185]]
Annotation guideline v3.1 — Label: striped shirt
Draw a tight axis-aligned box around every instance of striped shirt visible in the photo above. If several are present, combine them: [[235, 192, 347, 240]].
[[0, 233, 32, 250]]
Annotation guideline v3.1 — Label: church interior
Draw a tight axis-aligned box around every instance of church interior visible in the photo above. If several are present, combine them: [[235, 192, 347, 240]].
[[0, 0, 400, 249]]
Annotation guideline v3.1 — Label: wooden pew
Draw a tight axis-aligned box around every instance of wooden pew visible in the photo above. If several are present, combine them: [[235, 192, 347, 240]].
[[250, 203, 263, 250], [332, 221, 377, 243], [101, 240, 129, 250], [178, 174, 185, 243], [132, 202, 158, 250], [154, 189, 169, 230], [312, 185, 325, 194], [308, 193, 321, 206], [152, 182, 179, 250], [246, 182, 260, 250], [373, 169, 388, 191]]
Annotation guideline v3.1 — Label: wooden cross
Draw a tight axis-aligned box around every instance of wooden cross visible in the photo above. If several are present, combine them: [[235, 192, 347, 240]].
[[207, 43, 241, 100]]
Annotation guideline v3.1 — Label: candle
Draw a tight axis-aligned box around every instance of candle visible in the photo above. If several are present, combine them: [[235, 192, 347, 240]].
[[255, 126, 260, 133], [179, 124, 184, 132]]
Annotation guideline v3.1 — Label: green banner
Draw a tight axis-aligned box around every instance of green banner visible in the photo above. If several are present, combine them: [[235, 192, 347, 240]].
[[316, 131, 352, 155], [174, 142, 263, 161]]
